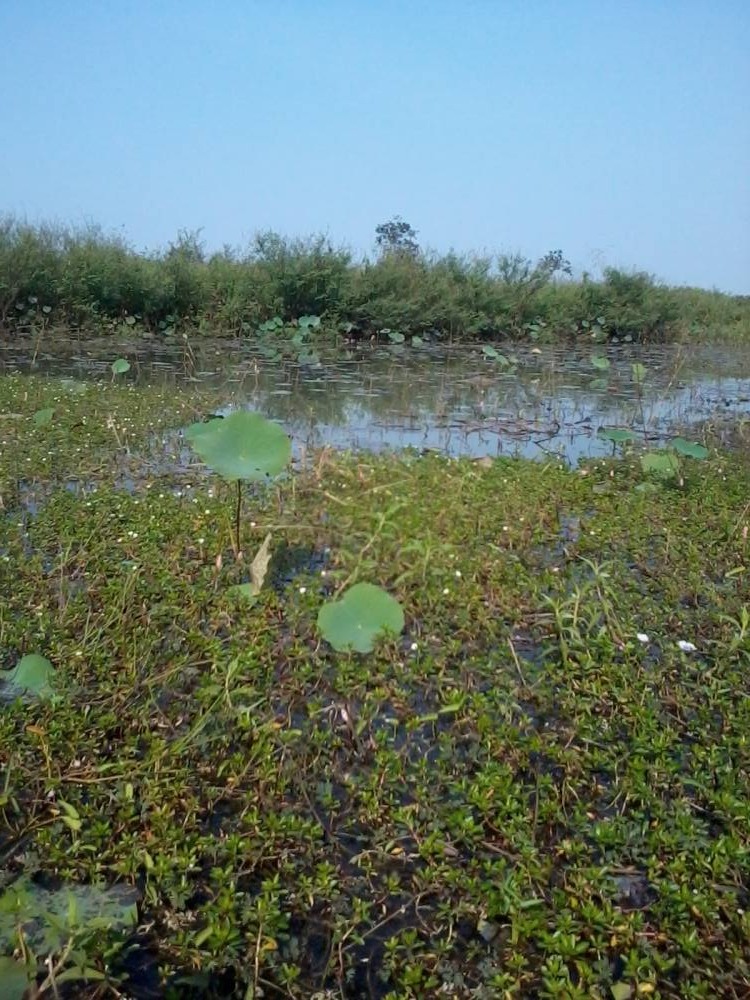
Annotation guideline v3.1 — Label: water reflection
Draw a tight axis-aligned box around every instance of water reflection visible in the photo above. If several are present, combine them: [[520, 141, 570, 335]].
[[2, 340, 748, 464]]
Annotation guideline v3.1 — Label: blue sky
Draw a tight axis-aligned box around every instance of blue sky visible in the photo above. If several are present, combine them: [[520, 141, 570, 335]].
[[2, 1, 748, 291]]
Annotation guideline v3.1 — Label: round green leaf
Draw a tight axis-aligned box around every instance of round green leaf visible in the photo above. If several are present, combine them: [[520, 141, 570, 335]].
[[591, 355, 610, 371], [0, 653, 55, 700], [184, 410, 291, 482], [482, 345, 499, 359], [670, 437, 709, 460], [111, 358, 131, 375], [317, 583, 405, 653]]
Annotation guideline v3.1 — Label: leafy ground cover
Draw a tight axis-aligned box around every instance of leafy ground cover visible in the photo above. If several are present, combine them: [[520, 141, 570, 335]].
[[0, 376, 748, 998]]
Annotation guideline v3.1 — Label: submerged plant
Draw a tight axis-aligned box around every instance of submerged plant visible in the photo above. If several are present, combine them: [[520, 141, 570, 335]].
[[185, 410, 291, 553]]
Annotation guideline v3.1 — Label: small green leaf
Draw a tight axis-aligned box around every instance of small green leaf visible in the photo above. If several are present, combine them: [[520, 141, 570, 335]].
[[298, 314, 321, 329], [0, 653, 56, 700], [111, 358, 131, 375], [591, 355, 610, 371], [631, 362, 646, 384], [227, 583, 259, 604], [589, 378, 609, 390], [33, 407, 54, 426], [641, 451, 680, 478], [388, 331, 405, 344], [482, 345, 499, 359], [611, 983, 632, 1000], [411, 336, 423, 346], [670, 437, 709, 460], [597, 428, 637, 444], [317, 583, 404, 653]]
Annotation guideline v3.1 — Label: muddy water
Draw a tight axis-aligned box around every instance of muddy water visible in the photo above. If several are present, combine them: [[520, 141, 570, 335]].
[[2, 339, 748, 464]]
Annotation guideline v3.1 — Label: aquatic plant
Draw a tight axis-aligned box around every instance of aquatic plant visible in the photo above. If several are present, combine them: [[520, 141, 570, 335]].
[[640, 436, 709, 482], [0, 654, 55, 702], [317, 582, 404, 652], [185, 409, 291, 553], [110, 357, 130, 379]]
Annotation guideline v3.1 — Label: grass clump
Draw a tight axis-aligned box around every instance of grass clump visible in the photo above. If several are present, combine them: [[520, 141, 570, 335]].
[[0, 376, 748, 997]]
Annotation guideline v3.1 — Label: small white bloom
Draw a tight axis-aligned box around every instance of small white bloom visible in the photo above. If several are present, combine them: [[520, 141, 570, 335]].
[[443, 587, 450, 595], [299, 586, 307, 594], [455, 570, 462, 578], [410, 642, 418, 652], [197, 537, 205, 545], [677, 640, 696, 653], [636, 633, 650, 644]]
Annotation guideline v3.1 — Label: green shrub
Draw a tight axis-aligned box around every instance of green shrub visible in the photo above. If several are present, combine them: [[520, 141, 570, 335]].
[[0, 216, 747, 343]]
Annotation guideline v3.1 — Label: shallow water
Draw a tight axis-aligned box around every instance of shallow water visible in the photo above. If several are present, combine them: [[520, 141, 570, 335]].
[[2, 339, 749, 464]]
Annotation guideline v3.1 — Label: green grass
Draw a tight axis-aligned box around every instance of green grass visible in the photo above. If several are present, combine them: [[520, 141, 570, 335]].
[[0, 376, 749, 998], [2, 217, 749, 345]]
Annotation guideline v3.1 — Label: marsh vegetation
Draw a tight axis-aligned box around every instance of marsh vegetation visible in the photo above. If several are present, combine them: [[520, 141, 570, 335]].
[[2, 218, 749, 347]]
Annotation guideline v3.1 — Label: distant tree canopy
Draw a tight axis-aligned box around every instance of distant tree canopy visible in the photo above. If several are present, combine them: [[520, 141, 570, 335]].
[[375, 216, 420, 259]]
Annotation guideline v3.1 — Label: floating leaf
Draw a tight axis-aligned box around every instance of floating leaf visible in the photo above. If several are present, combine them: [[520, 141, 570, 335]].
[[641, 451, 680, 478], [631, 362, 646, 385], [670, 437, 709, 460], [111, 358, 131, 375], [0, 654, 55, 701], [591, 355, 610, 371], [411, 336, 423, 346], [317, 583, 404, 653], [388, 331, 405, 344], [482, 345, 499, 359], [32, 407, 54, 426], [298, 314, 321, 329], [589, 378, 609, 390], [0, 957, 30, 1000], [185, 410, 291, 482], [597, 428, 637, 444]]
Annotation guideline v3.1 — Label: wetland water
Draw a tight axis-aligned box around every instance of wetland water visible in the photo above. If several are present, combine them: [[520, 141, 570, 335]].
[[2, 339, 748, 464]]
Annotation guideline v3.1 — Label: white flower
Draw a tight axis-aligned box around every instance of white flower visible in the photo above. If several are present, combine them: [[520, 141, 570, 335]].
[[443, 587, 450, 595], [197, 537, 205, 545], [677, 640, 697, 653], [454, 570, 462, 578], [636, 633, 650, 644], [410, 642, 418, 652], [299, 586, 307, 595]]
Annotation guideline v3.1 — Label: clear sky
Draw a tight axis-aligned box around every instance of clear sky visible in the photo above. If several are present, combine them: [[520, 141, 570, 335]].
[[2, 1, 748, 292]]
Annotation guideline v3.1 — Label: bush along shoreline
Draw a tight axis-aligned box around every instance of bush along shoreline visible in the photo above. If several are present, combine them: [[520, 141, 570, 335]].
[[1, 217, 749, 346]]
